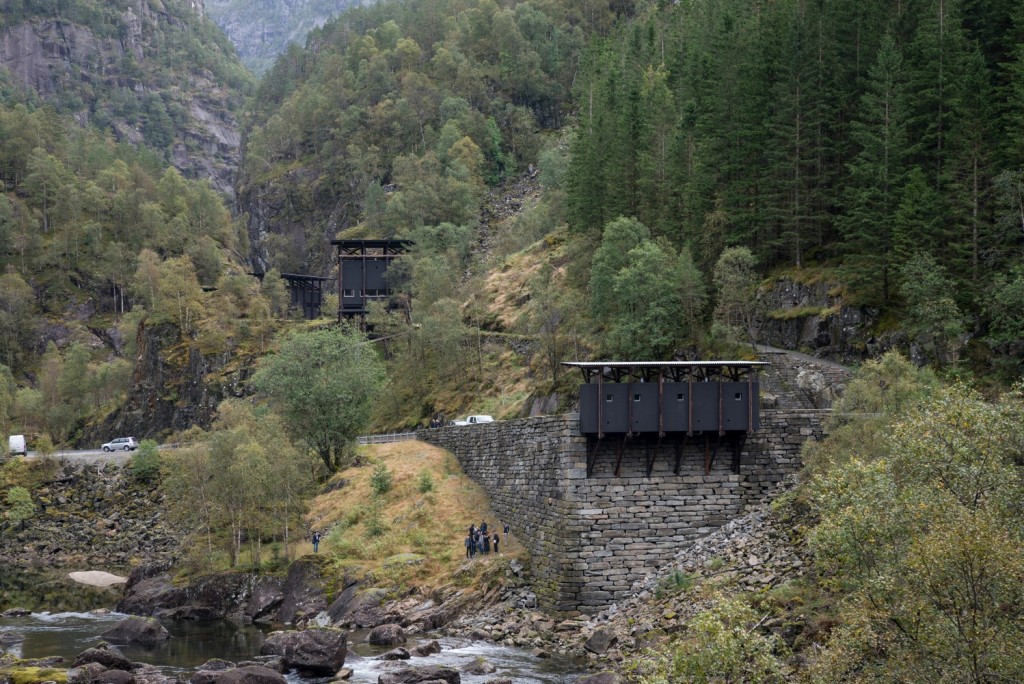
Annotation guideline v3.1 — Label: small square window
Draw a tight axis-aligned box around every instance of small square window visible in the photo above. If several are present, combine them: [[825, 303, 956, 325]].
[[634, 394, 641, 401], [677, 393, 685, 401], [343, 289, 357, 298], [605, 394, 614, 402], [735, 393, 743, 400]]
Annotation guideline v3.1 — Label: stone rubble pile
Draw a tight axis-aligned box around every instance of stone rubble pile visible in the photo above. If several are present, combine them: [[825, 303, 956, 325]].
[[0, 463, 179, 569]]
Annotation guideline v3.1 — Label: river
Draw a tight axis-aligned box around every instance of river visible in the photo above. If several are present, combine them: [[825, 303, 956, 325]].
[[0, 571, 585, 684]]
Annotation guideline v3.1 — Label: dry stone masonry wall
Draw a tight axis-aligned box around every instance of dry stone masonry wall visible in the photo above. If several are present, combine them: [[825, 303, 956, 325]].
[[419, 409, 827, 613]]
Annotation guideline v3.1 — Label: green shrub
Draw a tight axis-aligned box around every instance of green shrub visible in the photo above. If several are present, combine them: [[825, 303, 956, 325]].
[[342, 506, 364, 529], [646, 597, 788, 682], [34, 434, 54, 456], [130, 439, 161, 481], [363, 501, 389, 538], [4, 486, 35, 527], [417, 469, 435, 493], [655, 569, 693, 598], [370, 462, 393, 496]]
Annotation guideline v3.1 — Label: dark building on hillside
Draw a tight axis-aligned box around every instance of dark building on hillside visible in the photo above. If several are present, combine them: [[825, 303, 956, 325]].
[[564, 360, 768, 477], [280, 273, 332, 320], [331, 239, 411, 322]]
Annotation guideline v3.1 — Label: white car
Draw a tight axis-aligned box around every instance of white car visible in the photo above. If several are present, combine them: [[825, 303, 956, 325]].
[[452, 415, 494, 426], [101, 437, 138, 452]]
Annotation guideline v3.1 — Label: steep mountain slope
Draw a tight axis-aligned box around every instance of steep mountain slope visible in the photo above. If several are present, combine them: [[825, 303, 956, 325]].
[[0, 0, 254, 196], [206, 0, 364, 75], [235, 0, 583, 274]]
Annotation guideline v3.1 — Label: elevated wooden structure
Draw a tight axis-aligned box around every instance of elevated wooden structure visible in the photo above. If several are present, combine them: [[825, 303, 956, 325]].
[[563, 361, 769, 477], [280, 273, 331, 320], [331, 239, 411, 322]]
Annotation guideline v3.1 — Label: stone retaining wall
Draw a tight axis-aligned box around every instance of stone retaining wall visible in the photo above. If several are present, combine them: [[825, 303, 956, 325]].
[[419, 409, 827, 613]]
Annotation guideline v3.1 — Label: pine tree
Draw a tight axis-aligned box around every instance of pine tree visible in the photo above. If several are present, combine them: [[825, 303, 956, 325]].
[[906, 0, 970, 190], [838, 34, 911, 305]]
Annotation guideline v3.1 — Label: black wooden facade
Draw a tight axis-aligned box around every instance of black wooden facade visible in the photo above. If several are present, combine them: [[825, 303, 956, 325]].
[[564, 361, 768, 477], [331, 239, 411, 322]]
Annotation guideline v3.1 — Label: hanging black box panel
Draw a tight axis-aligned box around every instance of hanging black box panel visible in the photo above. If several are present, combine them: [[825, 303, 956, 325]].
[[578, 378, 760, 436], [629, 383, 661, 433], [690, 382, 719, 432], [579, 383, 599, 434], [601, 384, 630, 433], [722, 381, 759, 431], [662, 382, 690, 433]]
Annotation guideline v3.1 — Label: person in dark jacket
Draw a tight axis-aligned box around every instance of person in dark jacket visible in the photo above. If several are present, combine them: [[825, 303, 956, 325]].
[[503, 521, 510, 536], [312, 531, 321, 553], [480, 520, 488, 536], [493, 532, 500, 554], [465, 534, 473, 559], [483, 532, 491, 554]]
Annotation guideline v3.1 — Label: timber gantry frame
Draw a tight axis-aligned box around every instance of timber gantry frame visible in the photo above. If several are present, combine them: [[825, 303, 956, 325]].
[[562, 361, 769, 478], [280, 273, 332, 320], [331, 239, 412, 323]]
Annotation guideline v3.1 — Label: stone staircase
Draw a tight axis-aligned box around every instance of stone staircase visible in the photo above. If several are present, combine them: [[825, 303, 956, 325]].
[[757, 348, 852, 410]]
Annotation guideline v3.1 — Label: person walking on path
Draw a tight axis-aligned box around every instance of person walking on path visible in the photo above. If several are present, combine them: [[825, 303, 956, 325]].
[[311, 531, 321, 554], [493, 532, 500, 554]]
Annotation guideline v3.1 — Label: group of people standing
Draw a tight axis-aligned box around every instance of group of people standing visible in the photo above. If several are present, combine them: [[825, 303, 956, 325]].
[[465, 519, 509, 559]]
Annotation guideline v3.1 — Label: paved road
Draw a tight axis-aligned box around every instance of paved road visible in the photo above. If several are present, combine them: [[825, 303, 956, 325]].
[[23, 448, 133, 466]]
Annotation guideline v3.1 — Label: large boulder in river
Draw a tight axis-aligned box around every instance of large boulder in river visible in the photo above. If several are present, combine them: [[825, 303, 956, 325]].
[[73, 645, 133, 671], [118, 568, 256, 621], [91, 670, 137, 684], [68, 662, 108, 683], [378, 665, 460, 684], [368, 624, 407, 646], [461, 659, 496, 675], [583, 628, 616, 655], [573, 673, 628, 684], [410, 640, 441, 657], [259, 628, 347, 676], [101, 616, 171, 646], [217, 666, 287, 684], [245, 577, 284, 623]]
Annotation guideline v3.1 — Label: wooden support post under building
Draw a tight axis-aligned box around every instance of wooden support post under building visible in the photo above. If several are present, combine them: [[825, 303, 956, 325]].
[[673, 434, 688, 475]]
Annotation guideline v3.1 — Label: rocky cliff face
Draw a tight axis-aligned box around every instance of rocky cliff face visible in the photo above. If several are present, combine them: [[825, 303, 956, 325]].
[[207, 0, 357, 75], [84, 320, 255, 443], [0, 2, 245, 196], [759, 277, 905, 364]]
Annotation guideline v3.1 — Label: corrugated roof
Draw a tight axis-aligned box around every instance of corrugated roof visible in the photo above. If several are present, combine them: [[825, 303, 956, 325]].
[[561, 360, 770, 367]]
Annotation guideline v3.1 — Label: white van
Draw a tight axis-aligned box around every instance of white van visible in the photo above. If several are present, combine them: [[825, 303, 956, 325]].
[[8, 435, 27, 456], [452, 415, 495, 426]]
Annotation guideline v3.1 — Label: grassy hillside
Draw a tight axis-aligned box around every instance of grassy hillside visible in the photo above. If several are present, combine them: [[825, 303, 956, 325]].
[[308, 441, 526, 589]]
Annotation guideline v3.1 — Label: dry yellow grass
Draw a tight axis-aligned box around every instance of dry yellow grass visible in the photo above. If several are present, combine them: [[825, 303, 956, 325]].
[[305, 440, 526, 589]]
